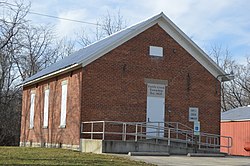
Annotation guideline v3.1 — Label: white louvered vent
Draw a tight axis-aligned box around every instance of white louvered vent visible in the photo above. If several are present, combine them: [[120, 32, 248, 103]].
[[149, 46, 163, 57]]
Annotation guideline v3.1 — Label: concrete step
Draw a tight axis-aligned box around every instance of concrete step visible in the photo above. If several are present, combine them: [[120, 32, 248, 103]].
[[187, 153, 226, 157], [128, 152, 170, 156]]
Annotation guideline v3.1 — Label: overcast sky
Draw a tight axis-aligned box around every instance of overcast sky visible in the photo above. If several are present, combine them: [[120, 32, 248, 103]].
[[23, 0, 250, 63]]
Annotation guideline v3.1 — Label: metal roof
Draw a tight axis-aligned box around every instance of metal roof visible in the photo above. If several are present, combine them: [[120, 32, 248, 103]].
[[221, 106, 250, 122], [23, 13, 160, 85], [23, 12, 228, 86]]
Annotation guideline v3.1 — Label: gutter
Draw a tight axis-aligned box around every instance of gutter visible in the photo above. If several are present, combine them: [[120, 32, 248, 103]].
[[22, 64, 81, 87], [221, 119, 250, 122]]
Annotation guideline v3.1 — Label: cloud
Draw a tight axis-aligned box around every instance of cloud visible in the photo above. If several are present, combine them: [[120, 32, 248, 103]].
[[55, 9, 89, 38], [27, 0, 250, 59]]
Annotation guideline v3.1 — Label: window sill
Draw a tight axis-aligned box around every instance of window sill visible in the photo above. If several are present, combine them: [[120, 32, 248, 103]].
[[43, 126, 48, 129], [59, 125, 66, 129], [29, 127, 34, 130]]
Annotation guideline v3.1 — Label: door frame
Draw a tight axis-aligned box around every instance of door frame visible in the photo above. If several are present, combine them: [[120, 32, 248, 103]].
[[144, 78, 168, 137]]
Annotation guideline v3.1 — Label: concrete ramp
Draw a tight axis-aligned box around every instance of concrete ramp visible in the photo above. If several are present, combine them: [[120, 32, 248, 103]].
[[80, 139, 169, 154], [81, 121, 232, 155], [80, 139, 221, 155]]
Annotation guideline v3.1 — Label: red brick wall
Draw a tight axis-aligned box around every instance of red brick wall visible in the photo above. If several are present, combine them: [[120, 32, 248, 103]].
[[21, 23, 222, 147], [20, 69, 82, 146], [81, 24, 221, 135]]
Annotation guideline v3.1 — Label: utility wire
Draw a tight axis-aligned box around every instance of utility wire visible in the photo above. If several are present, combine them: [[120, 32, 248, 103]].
[[1, 2, 100, 26], [28, 11, 100, 26]]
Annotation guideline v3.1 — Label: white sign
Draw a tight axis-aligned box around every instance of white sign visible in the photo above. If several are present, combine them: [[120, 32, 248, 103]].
[[194, 121, 200, 136], [147, 83, 165, 98], [189, 107, 199, 122]]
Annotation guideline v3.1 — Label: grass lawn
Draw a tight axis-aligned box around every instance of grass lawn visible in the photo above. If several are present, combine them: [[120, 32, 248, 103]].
[[0, 147, 154, 165]]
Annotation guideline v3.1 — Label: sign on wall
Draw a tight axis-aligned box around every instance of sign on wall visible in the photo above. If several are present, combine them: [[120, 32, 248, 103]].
[[147, 83, 165, 98], [194, 121, 200, 136], [189, 107, 199, 122]]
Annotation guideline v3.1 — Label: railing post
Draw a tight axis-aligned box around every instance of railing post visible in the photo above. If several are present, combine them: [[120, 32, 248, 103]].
[[176, 123, 179, 139], [81, 123, 83, 133], [206, 136, 208, 148], [140, 124, 143, 140], [217, 137, 219, 147], [91, 122, 93, 139], [192, 132, 194, 146], [122, 123, 127, 141], [122, 123, 124, 141], [214, 137, 216, 149], [186, 133, 188, 148], [135, 123, 138, 142], [157, 122, 160, 137], [125, 123, 127, 141], [168, 128, 171, 146], [199, 134, 201, 149], [102, 121, 105, 140]]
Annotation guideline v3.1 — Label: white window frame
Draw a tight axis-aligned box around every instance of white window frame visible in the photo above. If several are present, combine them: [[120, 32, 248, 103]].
[[149, 46, 163, 57], [29, 91, 36, 129], [60, 80, 68, 128], [43, 88, 49, 128]]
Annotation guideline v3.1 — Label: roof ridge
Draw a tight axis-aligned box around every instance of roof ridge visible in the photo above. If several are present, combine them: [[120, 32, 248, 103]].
[[23, 13, 163, 85], [23, 12, 228, 86], [76, 12, 163, 52]]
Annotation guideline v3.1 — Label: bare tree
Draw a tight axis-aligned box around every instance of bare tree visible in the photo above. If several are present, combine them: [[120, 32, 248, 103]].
[[12, 25, 53, 80], [209, 44, 250, 111], [0, 3, 126, 145], [0, 1, 29, 50], [0, 1, 75, 145], [101, 10, 126, 35], [222, 64, 247, 111], [0, 1, 29, 145], [77, 10, 127, 47], [11, 25, 76, 81], [53, 37, 76, 62]]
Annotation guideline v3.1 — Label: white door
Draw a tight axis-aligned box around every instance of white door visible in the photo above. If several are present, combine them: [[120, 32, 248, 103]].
[[146, 83, 165, 137]]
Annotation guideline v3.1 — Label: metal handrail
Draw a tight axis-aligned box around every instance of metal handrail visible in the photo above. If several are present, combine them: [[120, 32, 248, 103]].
[[81, 121, 232, 153]]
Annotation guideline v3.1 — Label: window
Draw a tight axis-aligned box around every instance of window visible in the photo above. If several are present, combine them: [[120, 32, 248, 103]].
[[60, 80, 68, 128], [30, 92, 35, 129], [43, 88, 49, 128], [149, 46, 163, 57]]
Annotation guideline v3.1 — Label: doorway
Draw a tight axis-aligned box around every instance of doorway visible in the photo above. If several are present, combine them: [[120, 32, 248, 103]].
[[146, 83, 165, 137]]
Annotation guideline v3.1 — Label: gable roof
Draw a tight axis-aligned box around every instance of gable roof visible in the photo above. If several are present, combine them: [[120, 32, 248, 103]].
[[23, 12, 229, 86], [221, 106, 250, 122]]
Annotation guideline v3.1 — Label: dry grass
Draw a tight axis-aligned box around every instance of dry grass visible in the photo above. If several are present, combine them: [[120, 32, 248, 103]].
[[0, 147, 154, 165]]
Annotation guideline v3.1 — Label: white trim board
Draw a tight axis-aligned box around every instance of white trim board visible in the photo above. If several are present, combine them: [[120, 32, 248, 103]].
[[80, 13, 228, 81], [23, 12, 230, 86]]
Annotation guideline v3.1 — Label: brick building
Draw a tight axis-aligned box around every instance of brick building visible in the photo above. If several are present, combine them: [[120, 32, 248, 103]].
[[20, 12, 230, 150]]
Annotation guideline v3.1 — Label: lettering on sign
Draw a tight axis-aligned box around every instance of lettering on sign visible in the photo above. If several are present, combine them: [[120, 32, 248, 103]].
[[147, 83, 165, 98], [189, 107, 199, 122], [194, 121, 200, 136]]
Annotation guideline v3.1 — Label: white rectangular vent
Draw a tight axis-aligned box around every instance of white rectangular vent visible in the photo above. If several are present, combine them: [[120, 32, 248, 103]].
[[149, 46, 163, 57]]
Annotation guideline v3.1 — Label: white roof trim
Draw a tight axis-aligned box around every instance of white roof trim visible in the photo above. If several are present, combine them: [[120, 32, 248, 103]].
[[23, 64, 80, 86], [221, 119, 250, 122], [80, 12, 227, 80], [158, 18, 226, 80], [80, 17, 159, 67], [23, 12, 228, 86]]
